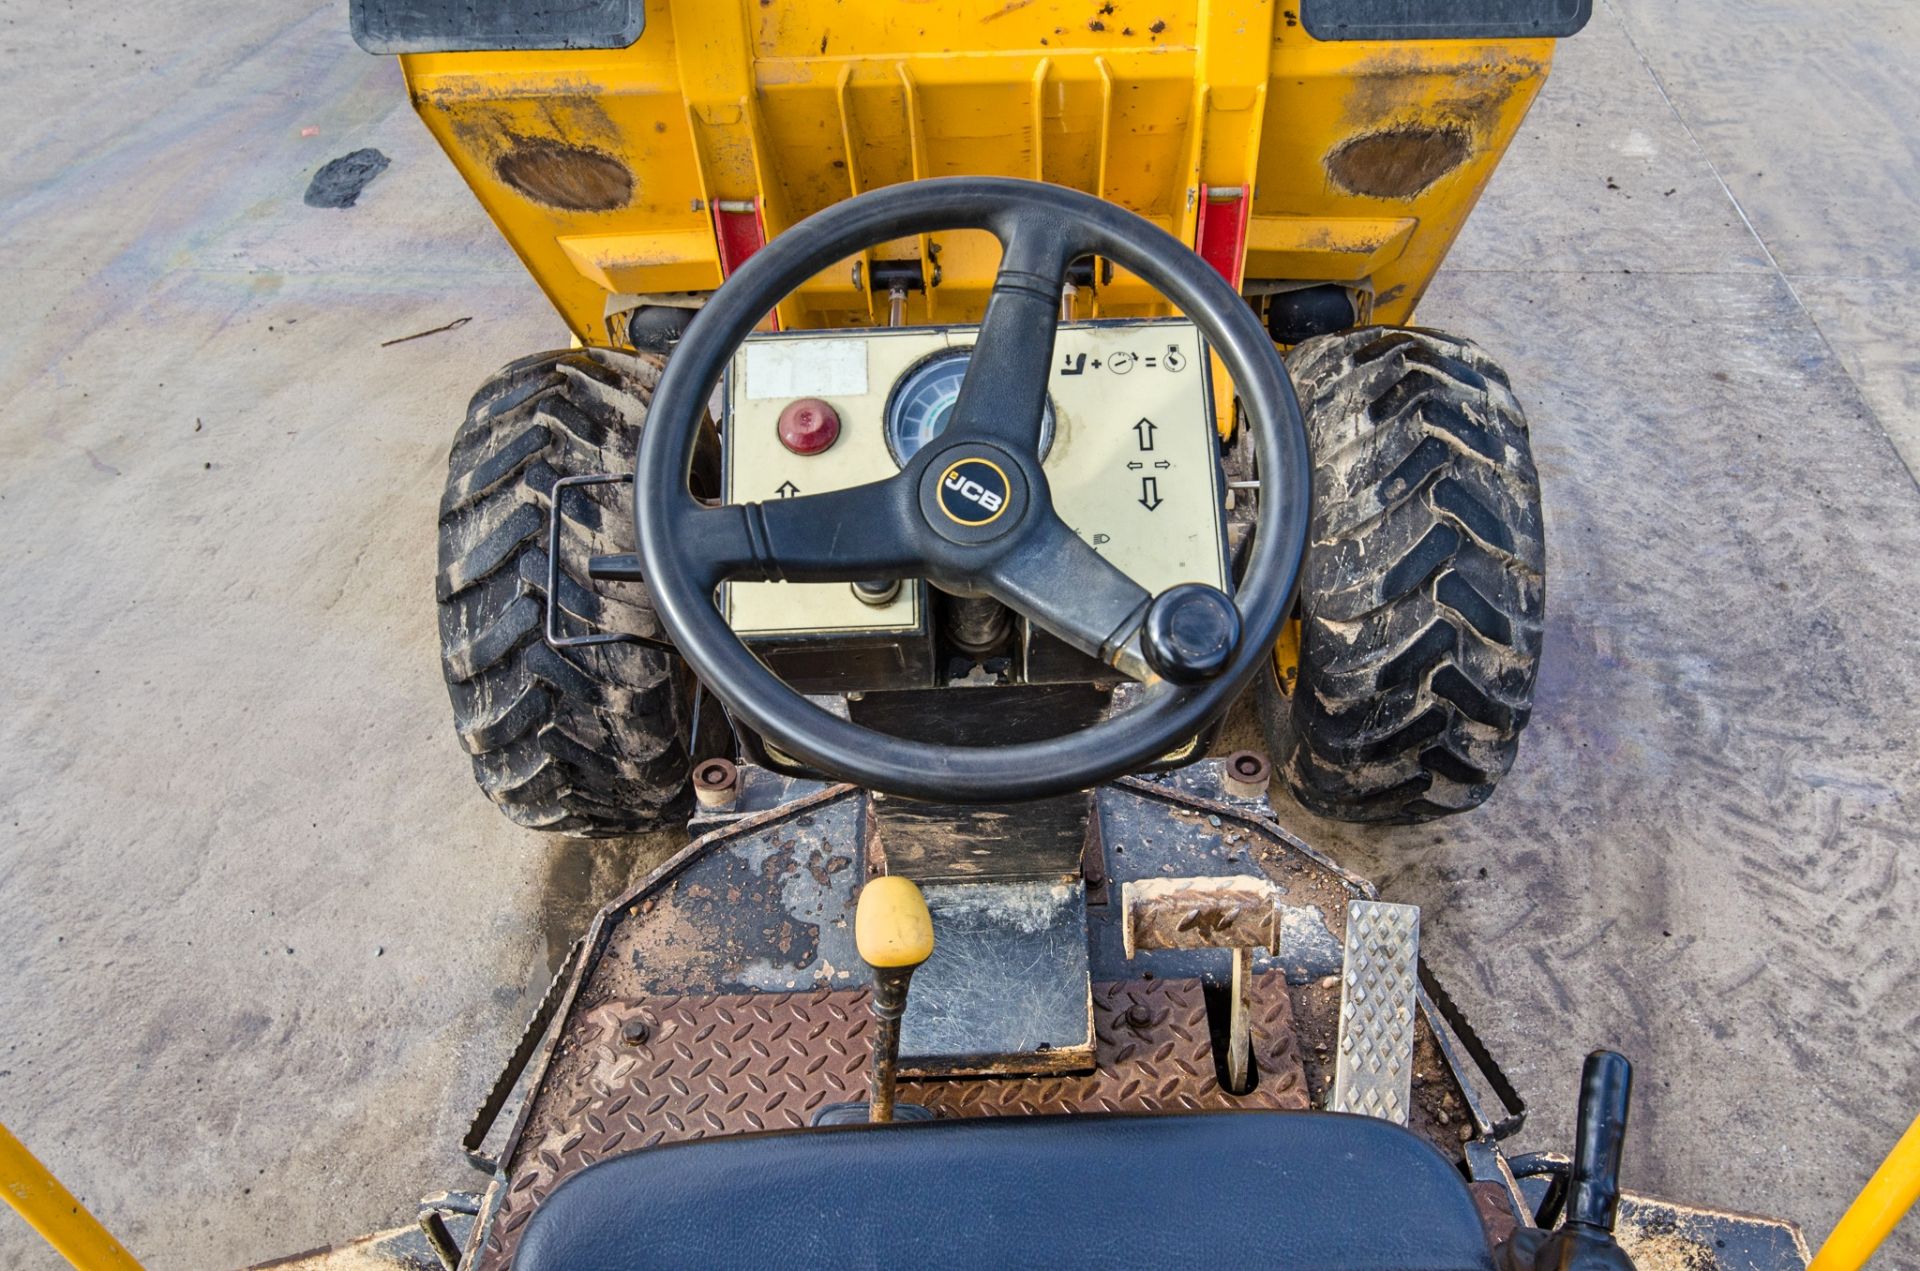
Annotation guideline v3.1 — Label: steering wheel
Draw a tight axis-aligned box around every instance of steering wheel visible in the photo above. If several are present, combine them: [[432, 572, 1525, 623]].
[[635, 177, 1310, 803]]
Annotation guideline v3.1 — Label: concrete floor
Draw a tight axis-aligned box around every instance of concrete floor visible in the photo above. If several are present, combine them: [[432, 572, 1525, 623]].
[[2, 2, 1916, 1267]]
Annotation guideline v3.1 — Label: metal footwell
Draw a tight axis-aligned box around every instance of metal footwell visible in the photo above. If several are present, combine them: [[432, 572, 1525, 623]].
[[459, 762, 1491, 1269]]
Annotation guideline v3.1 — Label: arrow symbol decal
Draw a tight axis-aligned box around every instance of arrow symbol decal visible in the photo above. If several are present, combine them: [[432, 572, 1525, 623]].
[[1133, 417, 1157, 451], [775, 480, 800, 498], [1138, 477, 1162, 511]]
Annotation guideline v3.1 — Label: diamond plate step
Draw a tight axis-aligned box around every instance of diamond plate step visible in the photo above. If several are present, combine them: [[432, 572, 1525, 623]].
[[1331, 899, 1421, 1124]]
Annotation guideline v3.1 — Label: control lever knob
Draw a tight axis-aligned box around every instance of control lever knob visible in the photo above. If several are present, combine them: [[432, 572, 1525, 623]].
[[1141, 584, 1240, 684], [854, 877, 934, 1124], [1493, 1051, 1637, 1271]]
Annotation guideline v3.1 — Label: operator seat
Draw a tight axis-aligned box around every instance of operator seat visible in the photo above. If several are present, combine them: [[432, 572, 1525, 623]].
[[515, 1111, 1498, 1270]]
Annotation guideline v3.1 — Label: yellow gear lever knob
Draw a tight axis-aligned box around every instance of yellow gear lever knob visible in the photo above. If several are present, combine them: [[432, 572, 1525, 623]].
[[855, 876, 934, 970]]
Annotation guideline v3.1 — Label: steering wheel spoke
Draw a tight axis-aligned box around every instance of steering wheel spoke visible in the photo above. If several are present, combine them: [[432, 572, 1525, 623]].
[[984, 514, 1155, 680], [679, 477, 922, 586], [985, 515, 1245, 686], [944, 213, 1085, 454]]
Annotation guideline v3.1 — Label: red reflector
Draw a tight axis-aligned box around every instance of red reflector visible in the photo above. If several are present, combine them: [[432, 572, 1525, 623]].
[[713, 200, 767, 277], [1195, 186, 1251, 290], [777, 398, 840, 455]]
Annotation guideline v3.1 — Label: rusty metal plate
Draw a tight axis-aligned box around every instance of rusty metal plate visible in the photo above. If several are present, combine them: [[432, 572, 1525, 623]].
[[914, 975, 1308, 1119], [1120, 875, 1283, 956], [475, 975, 1306, 1269], [1470, 1181, 1520, 1251]]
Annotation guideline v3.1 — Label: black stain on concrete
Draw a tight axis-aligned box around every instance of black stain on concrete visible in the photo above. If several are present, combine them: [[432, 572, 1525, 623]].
[[305, 148, 391, 209]]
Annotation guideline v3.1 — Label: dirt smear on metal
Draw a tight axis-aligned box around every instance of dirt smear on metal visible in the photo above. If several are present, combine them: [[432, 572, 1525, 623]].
[[538, 831, 682, 973], [494, 135, 633, 211], [1326, 124, 1472, 199]]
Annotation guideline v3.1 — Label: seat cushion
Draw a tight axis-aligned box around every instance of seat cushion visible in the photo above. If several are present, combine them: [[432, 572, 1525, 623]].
[[514, 1111, 1496, 1270]]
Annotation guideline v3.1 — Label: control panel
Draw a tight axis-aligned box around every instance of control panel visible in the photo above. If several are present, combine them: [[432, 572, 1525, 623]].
[[722, 320, 1228, 640]]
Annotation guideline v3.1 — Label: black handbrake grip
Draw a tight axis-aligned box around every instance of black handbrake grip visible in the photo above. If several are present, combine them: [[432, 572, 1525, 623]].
[[1567, 1050, 1632, 1232], [1493, 1050, 1638, 1271], [588, 553, 645, 583]]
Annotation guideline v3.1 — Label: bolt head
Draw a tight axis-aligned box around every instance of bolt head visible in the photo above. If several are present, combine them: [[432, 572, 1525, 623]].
[[694, 758, 738, 792]]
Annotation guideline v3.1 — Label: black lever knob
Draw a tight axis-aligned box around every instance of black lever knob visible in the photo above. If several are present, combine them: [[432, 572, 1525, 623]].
[[1566, 1050, 1633, 1232], [1141, 584, 1241, 684]]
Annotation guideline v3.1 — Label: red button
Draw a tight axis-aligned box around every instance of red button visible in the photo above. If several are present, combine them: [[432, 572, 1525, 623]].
[[777, 398, 840, 455]]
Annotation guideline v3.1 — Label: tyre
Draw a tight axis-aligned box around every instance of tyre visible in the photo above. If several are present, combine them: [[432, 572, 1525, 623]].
[[436, 348, 691, 836], [1261, 327, 1545, 824]]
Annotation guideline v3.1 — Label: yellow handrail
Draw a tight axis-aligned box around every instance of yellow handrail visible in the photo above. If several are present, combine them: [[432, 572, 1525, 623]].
[[1810, 1112, 1920, 1271], [0, 1121, 144, 1270]]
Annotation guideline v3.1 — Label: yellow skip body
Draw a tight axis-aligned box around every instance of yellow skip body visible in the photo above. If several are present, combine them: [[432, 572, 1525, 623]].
[[396, 0, 1554, 348]]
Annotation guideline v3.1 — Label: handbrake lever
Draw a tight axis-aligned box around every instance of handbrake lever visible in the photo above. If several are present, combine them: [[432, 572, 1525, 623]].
[[1496, 1051, 1639, 1271]]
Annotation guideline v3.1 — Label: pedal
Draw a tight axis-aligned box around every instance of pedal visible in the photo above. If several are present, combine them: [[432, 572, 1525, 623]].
[[1120, 875, 1287, 1094], [898, 880, 1093, 1077], [1331, 899, 1421, 1124]]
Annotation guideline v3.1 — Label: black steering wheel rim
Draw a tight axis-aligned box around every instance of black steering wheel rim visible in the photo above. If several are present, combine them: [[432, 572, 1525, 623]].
[[635, 177, 1310, 803]]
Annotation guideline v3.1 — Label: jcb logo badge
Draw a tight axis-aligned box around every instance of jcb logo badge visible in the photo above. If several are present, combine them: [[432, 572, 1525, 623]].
[[946, 473, 1003, 514], [937, 458, 1011, 526]]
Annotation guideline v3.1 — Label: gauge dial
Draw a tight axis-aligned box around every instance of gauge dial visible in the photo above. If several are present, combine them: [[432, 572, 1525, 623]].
[[883, 348, 1056, 466]]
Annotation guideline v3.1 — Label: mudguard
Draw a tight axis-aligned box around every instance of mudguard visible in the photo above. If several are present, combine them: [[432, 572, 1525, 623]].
[[349, 0, 644, 55], [1300, 0, 1590, 41]]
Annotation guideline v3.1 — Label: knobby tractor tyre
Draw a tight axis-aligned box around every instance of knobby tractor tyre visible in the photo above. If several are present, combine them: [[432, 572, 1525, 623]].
[[1261, 327, 1546, 824], [436, 348, 691, 836]]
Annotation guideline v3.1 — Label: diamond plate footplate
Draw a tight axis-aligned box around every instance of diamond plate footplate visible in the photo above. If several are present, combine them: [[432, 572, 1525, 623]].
[[1331, 899, 1421, 1124], [475, 975, 1306, 1269]]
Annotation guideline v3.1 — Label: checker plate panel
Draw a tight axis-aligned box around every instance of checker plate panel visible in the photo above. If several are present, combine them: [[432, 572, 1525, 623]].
[[476, 975, 1306, 1268]]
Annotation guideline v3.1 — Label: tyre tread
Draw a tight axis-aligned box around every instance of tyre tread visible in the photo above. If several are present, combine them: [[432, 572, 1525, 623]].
[[436, 347, 690, 837], [1263, 326, 1545, 824]]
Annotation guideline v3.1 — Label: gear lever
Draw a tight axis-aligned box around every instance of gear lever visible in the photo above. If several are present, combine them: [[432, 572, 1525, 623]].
[[810, 876, 935, 1127], [854, 876, 934, 1123]]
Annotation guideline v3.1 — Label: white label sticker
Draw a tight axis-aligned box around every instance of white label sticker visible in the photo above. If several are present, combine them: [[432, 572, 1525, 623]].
[[743, 339, 868, 400]]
